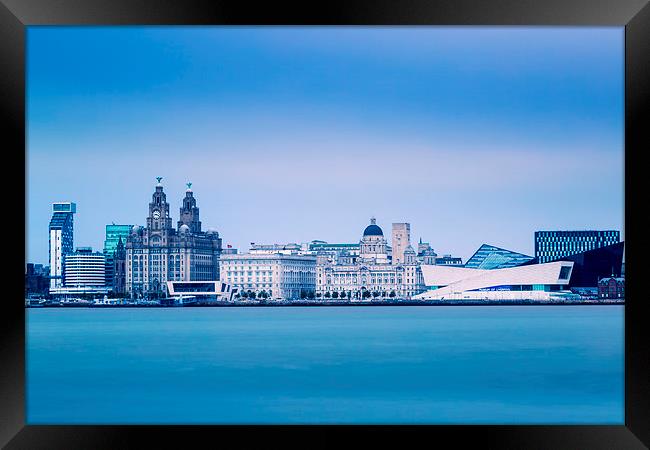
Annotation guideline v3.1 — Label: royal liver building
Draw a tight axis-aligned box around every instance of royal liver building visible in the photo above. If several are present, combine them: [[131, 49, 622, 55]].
[[125, 178, 222, 297], [316, 218, 425, 299]]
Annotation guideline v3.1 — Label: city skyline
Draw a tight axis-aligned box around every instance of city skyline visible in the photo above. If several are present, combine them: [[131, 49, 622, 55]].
[[27, 27, 624, 264]]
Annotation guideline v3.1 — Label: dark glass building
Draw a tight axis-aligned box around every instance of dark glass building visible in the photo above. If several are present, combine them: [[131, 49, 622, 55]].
[[465, 244, 534, 269], [524, 241, 624, 288], [534, 230, 620, 264]]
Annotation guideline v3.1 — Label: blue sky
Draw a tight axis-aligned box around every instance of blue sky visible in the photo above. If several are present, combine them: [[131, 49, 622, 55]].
[[27, 26, 624, 265]]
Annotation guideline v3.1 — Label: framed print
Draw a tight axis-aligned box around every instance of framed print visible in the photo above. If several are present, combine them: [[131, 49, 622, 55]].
[[3, 0, 649, 448]]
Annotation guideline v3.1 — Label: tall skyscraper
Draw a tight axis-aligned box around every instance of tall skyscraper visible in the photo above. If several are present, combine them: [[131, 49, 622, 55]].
[[391, 223, 411, 265], [48, 202, 76, 291], [535, 230, 620, 263]]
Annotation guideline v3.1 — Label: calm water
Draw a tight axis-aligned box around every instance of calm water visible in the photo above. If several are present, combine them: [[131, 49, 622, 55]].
[[26, 305, 624, 424]]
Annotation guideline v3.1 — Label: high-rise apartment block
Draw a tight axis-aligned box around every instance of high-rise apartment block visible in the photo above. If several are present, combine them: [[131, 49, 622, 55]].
[[48, 202, 76, 291]]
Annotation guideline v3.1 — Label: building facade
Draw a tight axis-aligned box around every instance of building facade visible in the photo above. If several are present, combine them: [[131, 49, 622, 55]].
[[25, 264, 50, 296], [113, 237, 127, 295], [49, 247, 110, 296], [416, 239, 437, 265], [598, 276, 625, 299], [415, 261, 578, 301], [103, 224, 131, 292], [316, 218, 425, 299], [219, 253, 316, 299], [249, 243, 303, 255], [391, 223, 411, 265], [48, 202, 76, 291], [434, 255, 463, 266], [104, 224, 133, 256], [125, 179, 222, 297], [535, 230, 620, 263], [63, 247, 107, 288], [541, 241, 625, 288]]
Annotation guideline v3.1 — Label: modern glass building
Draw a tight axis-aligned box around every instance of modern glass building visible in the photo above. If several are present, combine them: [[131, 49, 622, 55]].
[[48, 202, 76, 291], [541, 241, 625, 288], [104, 224, 133, 256], [465, 244, 534, 269], [535, 230, 620, 264]]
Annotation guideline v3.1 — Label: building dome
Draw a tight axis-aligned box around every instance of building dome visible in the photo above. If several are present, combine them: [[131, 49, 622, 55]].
[[131, 225, 141, 234], [179, 224, 190, 233], [363, 218, 383, 236]]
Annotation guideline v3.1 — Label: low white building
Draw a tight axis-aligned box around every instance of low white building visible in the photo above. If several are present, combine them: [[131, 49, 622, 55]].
[[219, 253, 316, 300], [413, 261, 579, 301]]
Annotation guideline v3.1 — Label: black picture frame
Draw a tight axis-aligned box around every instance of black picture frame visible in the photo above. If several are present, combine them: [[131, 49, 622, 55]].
[[3, 0, 648, 448]]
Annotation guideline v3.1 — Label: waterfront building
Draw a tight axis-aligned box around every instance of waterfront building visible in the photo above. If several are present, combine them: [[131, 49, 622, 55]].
[[391, 223, 411, 265], [464, 244, 534, 269], [48, 202, 76, 292], [63, 247, 107, 287], [535, 230, 620, 263], [104, 224, 133, 256], [414, 261, 577, 301], [598, 276, 625, 299], [249, 243, 303, 255], [49, 247, 110, 296], [316, 218, 425, 299], [125, 179, 222, 297], [308, 241, 360, 264], [103, 224, 131, 292], [219, 253, 316, 299], [25, 263, 50, 296], [416, 239, 437, 265], [113, 238, 127, 294], [541, 241, 624, 288], [166, 280, 236, 302], [434, 255, 463, 266]]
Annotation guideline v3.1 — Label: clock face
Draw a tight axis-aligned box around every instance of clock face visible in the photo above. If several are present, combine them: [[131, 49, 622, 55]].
[[152, 210, 161, 220]]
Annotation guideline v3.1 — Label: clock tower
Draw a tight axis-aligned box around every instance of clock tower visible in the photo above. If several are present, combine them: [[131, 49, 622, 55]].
[[147, 177, 172, 234]]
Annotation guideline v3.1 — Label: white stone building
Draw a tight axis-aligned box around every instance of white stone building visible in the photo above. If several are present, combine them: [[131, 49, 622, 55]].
[[316, 218, 425, 299], [219, 253, 316, 300]]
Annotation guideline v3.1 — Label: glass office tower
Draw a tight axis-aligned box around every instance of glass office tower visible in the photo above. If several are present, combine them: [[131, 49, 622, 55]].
[[535, 230, 620, 264]]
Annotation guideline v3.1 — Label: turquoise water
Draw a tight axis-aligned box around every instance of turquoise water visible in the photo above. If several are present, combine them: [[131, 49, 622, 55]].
[[26, 306, 624, 424]]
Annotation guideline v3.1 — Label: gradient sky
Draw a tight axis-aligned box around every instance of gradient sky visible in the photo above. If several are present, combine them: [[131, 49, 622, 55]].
[[26, 26, 624, 265]]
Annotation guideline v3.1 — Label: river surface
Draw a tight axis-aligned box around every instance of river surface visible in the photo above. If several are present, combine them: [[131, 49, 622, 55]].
[[26, 305, 624, 424]]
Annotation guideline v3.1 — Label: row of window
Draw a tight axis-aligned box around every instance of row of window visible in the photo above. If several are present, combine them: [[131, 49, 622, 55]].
[[536, 231, 619, 238]]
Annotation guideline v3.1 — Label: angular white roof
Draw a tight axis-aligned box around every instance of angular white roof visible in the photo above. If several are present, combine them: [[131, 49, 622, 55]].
[[415, 261, 574, 299]]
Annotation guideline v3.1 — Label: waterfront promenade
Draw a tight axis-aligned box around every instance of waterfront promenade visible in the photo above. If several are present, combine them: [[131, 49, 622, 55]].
[[25, 298, 625, 308]]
